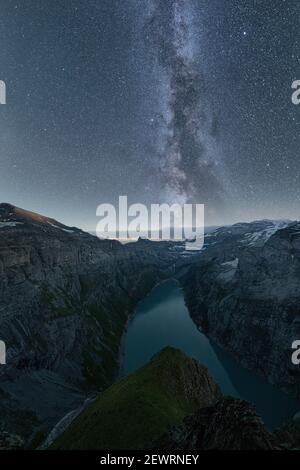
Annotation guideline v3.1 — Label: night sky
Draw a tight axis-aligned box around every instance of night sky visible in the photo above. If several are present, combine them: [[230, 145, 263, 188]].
[[0, 0, 299, 229]]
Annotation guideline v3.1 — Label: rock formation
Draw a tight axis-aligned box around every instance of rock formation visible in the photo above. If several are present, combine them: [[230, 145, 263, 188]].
[[180, 220, 300, 399]]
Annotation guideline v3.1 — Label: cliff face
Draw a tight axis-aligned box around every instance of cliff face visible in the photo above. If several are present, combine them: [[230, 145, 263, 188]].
[[1, 204, 300, 446], [154, 394, 300, 450], [0, 204, 178, 441], [180, 220, 300, 399]]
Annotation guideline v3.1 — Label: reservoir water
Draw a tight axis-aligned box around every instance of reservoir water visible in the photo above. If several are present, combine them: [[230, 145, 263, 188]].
[[122, 279, 300, 430]]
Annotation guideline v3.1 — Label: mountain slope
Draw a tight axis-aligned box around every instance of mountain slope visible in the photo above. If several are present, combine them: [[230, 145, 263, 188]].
[[50, 347, 221, 450], [49, 348, 300, 451], [0, 203, 298, 444], [155, 396, 277, 450], [181, 220, 300, 399], [0, 203, 179, 442]]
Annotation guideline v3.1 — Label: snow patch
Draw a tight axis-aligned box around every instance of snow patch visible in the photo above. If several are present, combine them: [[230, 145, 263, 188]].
[[221, 258, 239, 268], [48, 222, 74, 233], [0, 221, 23, 228], [242, 221, 288, 246]]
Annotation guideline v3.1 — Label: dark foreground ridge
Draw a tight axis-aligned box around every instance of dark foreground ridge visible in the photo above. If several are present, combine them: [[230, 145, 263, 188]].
[[50, 347, 221, 450], [49, 348, 300, 450], [155, 396, 277, 450]]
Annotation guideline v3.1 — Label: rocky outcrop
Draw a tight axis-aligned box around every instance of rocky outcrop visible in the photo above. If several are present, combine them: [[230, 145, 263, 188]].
[[0, 431, 24, 450], [154, 396, 277, 450], [274, 414, 300, 450], [49, 347, 296, 451], [180, 220, 300, 399], [154, 394, 300, 450]]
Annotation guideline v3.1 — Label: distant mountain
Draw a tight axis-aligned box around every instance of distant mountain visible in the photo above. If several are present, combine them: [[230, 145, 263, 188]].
[[0, 203, 85, 235], [203, 219, 291, 251]]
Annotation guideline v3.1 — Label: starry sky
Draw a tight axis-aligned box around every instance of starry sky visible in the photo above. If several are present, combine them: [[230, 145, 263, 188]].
[[0, 0, 299, 229]]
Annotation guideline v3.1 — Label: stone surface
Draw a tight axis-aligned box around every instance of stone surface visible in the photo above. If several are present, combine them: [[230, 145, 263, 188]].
[[0, 204, 180, 442], [1, 203, 299, 446], [0, 431, 24, 450], [154, 396, 277, 450], [274, 414, 300, 450], [180, 220, 300, 399]]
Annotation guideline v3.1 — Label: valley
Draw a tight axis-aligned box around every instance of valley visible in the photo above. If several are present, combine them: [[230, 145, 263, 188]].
[[0, 203, 300, 448]]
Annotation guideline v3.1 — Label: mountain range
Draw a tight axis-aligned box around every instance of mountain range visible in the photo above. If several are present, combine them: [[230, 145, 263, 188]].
[[0, 203, 299, 449]]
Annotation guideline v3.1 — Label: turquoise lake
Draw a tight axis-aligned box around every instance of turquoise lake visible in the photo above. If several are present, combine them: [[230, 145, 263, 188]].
[[122, 279, 300, 430]]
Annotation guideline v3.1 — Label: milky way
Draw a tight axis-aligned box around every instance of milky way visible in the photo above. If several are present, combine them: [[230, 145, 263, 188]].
[[0, 0, 299, 228], [143, 0, 227, 219]]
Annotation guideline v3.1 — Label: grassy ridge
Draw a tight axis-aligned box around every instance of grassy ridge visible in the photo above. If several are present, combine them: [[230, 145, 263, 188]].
[[51, 347, 221, 450]]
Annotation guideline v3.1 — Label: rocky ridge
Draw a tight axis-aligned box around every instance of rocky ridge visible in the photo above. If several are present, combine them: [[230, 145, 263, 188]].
[[154, 395, 300, 450]]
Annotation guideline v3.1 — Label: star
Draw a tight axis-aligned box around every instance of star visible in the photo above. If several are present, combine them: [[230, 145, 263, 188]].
[[0, 0, 298, 228]]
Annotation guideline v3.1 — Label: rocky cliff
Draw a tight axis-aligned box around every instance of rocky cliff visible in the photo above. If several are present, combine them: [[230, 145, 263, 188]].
[[180, 220, 300, 399], [0, 203, 180, 443], [154, 394, 300, 450], [1, 204, 299, 447], [155, 396, 277, 450]]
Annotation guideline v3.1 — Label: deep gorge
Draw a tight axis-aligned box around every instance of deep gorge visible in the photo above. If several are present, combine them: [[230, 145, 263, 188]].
[[1, 205, 300, 447]]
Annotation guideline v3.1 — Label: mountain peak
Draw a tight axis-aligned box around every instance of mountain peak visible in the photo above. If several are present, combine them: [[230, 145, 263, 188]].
[[0, 203, 81, 236]]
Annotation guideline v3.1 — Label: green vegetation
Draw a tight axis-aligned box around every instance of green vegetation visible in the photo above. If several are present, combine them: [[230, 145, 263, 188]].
[[51, 347, 216, 450]]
